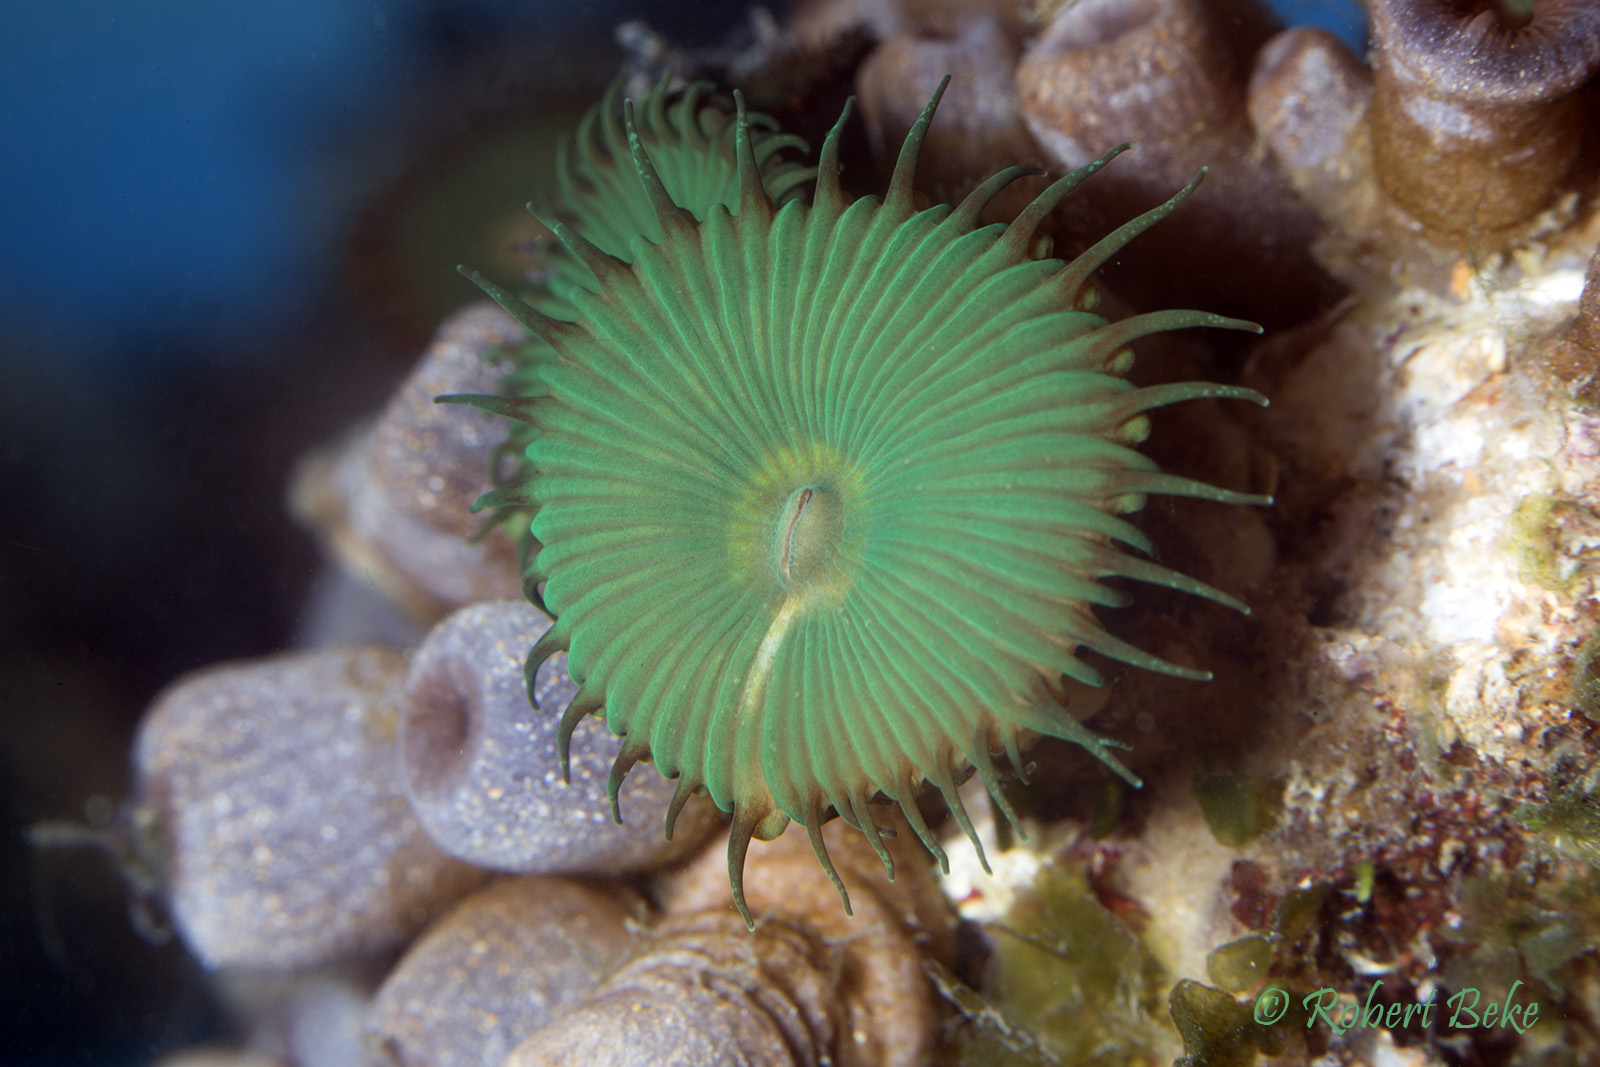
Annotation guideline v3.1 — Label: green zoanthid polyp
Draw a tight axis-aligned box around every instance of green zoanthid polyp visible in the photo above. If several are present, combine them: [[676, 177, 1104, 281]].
[[445, 75, 1271, 927]]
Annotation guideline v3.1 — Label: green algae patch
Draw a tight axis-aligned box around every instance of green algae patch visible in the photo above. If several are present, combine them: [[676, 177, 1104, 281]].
[[1205, 885, 1331, 999], [1508, 494, 1573, 591], [1351, 860, 1376, 904], [1169, 980, 1282, 1067], [1195, 772, 1278, 847], [1515, 764, 1600, 868], [960, 862, 1172, 1067], [1206, 934, 1274, 994], [1444, 871, 1600, 1000], [1089, 774, 1128, 841], [926, 959, 1062, 1067]]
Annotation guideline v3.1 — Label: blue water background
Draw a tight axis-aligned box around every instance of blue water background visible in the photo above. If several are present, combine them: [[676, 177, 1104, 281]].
[[0, 0, 1366, 356]]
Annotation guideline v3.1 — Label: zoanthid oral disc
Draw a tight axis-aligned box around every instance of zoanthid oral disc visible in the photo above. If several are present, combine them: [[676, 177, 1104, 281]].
[[461, 76, 1271, 928]]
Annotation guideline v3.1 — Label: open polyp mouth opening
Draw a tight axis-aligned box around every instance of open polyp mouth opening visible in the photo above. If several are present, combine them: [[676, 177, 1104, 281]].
[[401, 672, 477, 802], [1475, 0, 1535, 30]]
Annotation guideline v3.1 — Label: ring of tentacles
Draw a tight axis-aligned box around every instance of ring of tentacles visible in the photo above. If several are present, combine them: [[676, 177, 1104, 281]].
[[450, 77, 1270, 926]]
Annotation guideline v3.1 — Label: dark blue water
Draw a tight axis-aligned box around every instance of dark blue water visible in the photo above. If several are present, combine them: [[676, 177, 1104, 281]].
[[0, 0, 1363, 353]]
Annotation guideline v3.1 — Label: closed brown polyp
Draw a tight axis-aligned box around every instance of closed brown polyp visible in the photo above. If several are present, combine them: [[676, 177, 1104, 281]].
[[1369, 0, 1600, 237], [1247, 26, 1373, 180], [1015, 0, 1340, 328], [1016, 0, 1241, 190]]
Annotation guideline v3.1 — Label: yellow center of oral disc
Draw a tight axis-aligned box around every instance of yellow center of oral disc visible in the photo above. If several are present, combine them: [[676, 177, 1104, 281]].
[[739, 484, 854, 722]]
